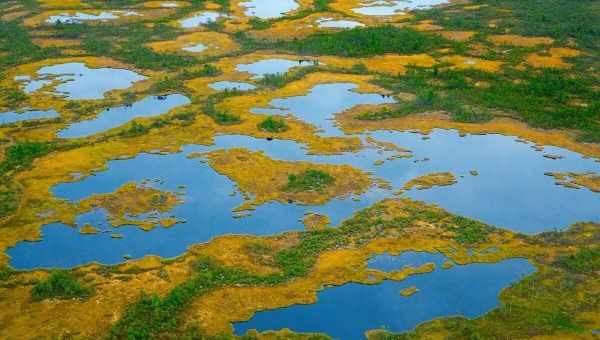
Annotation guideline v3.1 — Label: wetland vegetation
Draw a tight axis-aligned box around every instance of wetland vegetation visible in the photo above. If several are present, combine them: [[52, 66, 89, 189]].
[[0, 0, 598, 338]]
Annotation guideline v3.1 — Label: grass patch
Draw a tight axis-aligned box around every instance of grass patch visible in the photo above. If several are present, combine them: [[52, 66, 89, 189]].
[[249, 18, 272, 30], [273, 26, 451, 57], [556, 246, 600, 274], [258, 116, 289, 133], [0, 142, 57, 176], [283, 169, 335, 193], [31, 271, 91, 301]]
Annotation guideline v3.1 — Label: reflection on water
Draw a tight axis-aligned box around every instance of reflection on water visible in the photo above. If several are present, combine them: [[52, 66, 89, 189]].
[[179, 11, 223, 28], [16, 62, 147, 100], [209, 81, 257, 91], [236, 58, 309, 79], [251, 83, 395, 136], [239, 0, 299, 19], [317, 17, 365, 28], [234, 258, 535, 339], [182, 43, 207, 52], [353, 0, 449, 16], [57, 94, 190, 138], [0, 109, 58, 125], [46, 11, 140, 24], [368, 251, 447, 271]]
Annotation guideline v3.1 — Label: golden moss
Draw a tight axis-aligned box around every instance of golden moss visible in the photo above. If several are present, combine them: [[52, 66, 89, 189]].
[[544, 172, 600, 193], [79, 182, 181, 231], [525, 47, 581, 69], [24, 9, 175, 27], [79, 223, 99, 234], [400, 172, 457, 191], [203, 148, 372, 211], [441, 55, 504, 72], [399, 286, 419, 296], [488, 34, 554, 47], [301, 212, 331, 230], [145, 31, 240, 57], [143, 1, 190, 8]]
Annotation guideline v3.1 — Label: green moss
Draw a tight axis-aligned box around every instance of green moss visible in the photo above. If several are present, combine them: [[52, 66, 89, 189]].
[[283, 169, 335, 193], [31, 271, 92, 301], [258, 116, 288, 133]]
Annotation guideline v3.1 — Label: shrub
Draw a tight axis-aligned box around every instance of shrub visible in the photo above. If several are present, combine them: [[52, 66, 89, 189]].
[[0, 142, 56, 175], [31, 271, 91, 300], [556, 246, 600, 274], [249, 18, 272, 30], [258, 116, 289, 132], [283, 169, 335, 193]]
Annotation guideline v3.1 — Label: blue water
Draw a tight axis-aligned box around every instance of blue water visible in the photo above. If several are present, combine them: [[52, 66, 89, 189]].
[[179, 11, 222, 28], [236, 59, 309, 79], [209, 81, 257, 91], [57, 94, 190, 138], [7, 83, 600, 269], [368, 251, 448, 271], [239, 0, 299, 19], [251, 83, 395, 136], [17, 62, 147, 100], [0, 109, 58, 125], [234, 258, 535, 339]]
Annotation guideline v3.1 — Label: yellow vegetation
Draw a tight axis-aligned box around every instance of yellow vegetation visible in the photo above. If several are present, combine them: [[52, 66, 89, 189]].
[[146, 31, 240, 57], [401, 172, 457, 191], [203, 148, 372, 210]]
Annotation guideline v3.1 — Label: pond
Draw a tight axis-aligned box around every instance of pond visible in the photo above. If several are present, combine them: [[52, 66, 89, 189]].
[[353, 0, 449, 16], [209, 81, 257, 91], [234, 257, 535, 339], [0, 109, 58, 125], [179, 11, 223, 28], [250, 83, 395, 136], [46, 11, 140, 24], [182, 43, 207, 53], [317, 17, 365, 29], [57, 94, 190, 138], [16, 62, 147, 100], [235, 58, 310, 79], [239, 0, 299, 19]]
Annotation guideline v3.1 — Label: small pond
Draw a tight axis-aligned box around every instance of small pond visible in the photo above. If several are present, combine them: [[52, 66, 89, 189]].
[[182, 43, 207, 53], [235, 58, 310, 79], [179, 11, 223, 28], [16, 62, 147, 100], [46, 11, 140, 24], [209, 81, 257, 91], [317, 17, 364, 28], [239, 0, 299, 19]]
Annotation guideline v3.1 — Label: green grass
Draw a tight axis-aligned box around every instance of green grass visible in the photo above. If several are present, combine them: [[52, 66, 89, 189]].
[[283, 169, 335, 193], [31, 271, 91, 301], [273, 26, 451, 57], [258, 116, 289, 133]]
